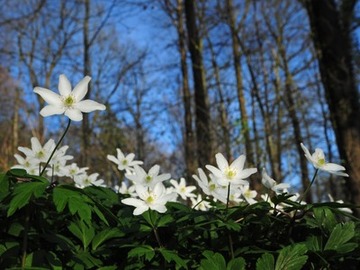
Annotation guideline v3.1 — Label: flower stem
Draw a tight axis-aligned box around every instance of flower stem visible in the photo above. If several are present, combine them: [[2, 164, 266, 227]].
[[226, 183, 231, 211], [40, 119, 71, 176], [299, 169, 318, 204], [147, 210, 163, 248]]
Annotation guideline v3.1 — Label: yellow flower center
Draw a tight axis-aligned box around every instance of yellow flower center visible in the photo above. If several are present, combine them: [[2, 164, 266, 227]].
[[145, 175, 153, 183], [209, 183, 216, 191], [122, 159, 128, 166], [225, 168, 237, 179], [84, 178, 91, 185], [63, 95, 75, 107], [146, 195, 154, 204], [36, 150, 45, 159], [317, 158, 325, 166]]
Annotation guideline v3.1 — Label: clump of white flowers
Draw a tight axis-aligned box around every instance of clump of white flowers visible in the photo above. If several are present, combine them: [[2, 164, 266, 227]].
[[27, 74, 351, 217], [13, 137, 104, 188]]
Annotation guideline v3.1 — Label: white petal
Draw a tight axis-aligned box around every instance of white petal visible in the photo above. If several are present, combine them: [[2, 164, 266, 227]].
[[328, 171, 349, 177], [40, 105, 65, 117], [34, 87, 62, 105], [151, 204, 167, 213], [107, 155, 120, 165], [155, 173, 171, 183], [135, 184, 149, 200], [230, 155, 245, 170], [153, 182, 165, 196], [215, 153, 229, 172], [116, 148, 125, 159], [300, 143, 315, 164], [205, 165, 223, 178], [14, 154, 25, 164], [75, 100, 106, 112], [170, 179, 178, 188], [232, 179, 249, 185], [126, 153, 135, 162], [149, 165, 160, 176], [121, 198, 145, 208], [322, 163, 346, 172], [133, 205, 149, 215], [17, 147, 33, 157], [238, 168, 258, 179], [64, 108, 83, 121], [58, 74, 72, 96], [30, 137, 42, 152], [72, 76, 91, 101]]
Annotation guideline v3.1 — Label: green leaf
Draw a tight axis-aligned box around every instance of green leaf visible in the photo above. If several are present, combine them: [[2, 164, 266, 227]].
[[157, 214, 174, 227], [275, 244, 308, 270], [74, 251, 102, 268], [324, 222, 356, 252], [8, 168, 28, 177], [93, 205, 110, 226], [158, 248, 188, 269], [68, 196, 92, 221], [53, 186, 92, 222], [227, 257, 246, 270], [25, 252, 33, 267], [7, 181, 48, 217], [68, 221, 95, 250], [92, 228, 124, 250], [128, 245, 155, 261], [0, 172, 9, 200], [305, 236, 322, 252], [312, 207, 338, 233], [256, 253, 275, 270], [199, 251, 226, 270]]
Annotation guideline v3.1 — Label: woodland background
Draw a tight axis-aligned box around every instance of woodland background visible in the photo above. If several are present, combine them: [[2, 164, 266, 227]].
[[0, 0, 359, 209]]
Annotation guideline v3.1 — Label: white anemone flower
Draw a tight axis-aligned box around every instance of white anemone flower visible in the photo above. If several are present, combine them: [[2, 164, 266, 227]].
[[34, 74, 106, 121], [12, 154, 39, 174], [300, 143, 349, 177], [17, 137, 55, 163], [121, 183, 175, 215], [328, 194, 353, 214], [192, 168, 227, 203], [107, 148, 143, 174], [240, 185, 257, 205], [117, 181, 137, 197], [62, 163, 88, 179], [261, 168, 290, 194], [190, 194, 212, 211], [126, 165, 171, 189], [74, 173, 105, 188], [206, 153, 257, 186], [170, 178, 197, 200]]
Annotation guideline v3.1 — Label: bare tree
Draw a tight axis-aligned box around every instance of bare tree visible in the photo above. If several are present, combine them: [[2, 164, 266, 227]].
[[184, 0, 213, 168], [303, 0, 360, 211]]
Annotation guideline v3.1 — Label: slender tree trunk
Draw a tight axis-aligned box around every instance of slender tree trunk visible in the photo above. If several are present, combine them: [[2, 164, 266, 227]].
[[274, 48, 311, 202], [82, 0, 91, 166], [207, 36, 231, 160], [176, 0, 197, 179], [12, 88, 20, 156], [225, 0, 254, 166], [303, 0, 360, 212], [184, 0, 212, 167]]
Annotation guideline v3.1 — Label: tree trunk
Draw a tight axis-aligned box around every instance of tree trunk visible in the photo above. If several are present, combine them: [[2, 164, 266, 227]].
[[176, 0, 197, 179], [206, 36, 231, 160], [303, 0, 360, 212], [273, 48, 311, 202], [225, 0, 254, 166], [82, 0, 91, 166], [184, 0, 212, 168]]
